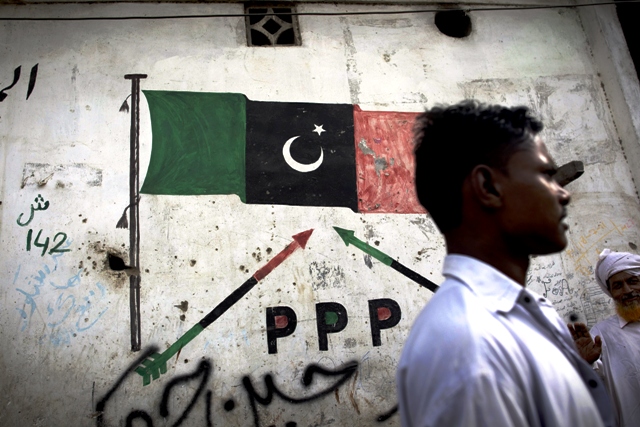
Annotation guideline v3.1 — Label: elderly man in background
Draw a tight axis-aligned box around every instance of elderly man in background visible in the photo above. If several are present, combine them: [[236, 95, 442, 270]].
[[569, 248, 640, 427]]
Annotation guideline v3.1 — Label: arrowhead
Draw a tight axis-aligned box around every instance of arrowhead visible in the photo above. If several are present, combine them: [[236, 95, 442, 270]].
[[333, 226, 355, 246], [292, 229, 314, 249]]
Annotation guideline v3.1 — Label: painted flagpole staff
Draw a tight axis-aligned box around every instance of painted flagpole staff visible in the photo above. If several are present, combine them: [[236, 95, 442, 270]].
[[135, 229, 313, 386]]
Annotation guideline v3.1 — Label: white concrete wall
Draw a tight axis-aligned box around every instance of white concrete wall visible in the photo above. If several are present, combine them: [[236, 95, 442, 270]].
[[1, 2, 639, 426]]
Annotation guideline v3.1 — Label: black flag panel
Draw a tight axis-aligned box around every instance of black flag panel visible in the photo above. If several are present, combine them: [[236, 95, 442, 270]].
[[246, 101, 358, 211]]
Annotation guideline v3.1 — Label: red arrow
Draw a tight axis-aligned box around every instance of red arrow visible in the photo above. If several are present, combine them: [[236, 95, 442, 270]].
[[254, 229, 313, 281]]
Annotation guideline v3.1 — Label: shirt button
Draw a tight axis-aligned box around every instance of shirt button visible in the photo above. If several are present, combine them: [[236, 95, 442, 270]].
[[588, 379, 598, 388], [523, 296, 531, 303]]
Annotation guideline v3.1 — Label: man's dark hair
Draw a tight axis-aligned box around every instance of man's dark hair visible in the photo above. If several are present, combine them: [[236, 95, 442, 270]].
[[413, 100, 543, 233]]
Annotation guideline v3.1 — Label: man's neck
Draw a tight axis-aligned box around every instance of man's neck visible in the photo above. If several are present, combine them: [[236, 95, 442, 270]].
[[445, 232, 530, 286]]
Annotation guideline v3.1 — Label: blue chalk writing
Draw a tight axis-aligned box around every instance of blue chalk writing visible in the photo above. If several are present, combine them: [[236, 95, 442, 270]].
[[14, 255, 109, 345]]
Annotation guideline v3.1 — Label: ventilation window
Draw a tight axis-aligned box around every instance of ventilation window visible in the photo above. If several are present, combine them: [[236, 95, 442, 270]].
[[245, 5, 301, 47], [435, 10, 472, 38]]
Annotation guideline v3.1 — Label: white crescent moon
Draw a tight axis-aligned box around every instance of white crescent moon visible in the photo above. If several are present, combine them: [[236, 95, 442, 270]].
[[282, 136, 324, 173]]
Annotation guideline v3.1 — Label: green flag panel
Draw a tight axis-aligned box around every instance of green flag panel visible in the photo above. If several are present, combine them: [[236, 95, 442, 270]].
[[141, 91, 247, 201]]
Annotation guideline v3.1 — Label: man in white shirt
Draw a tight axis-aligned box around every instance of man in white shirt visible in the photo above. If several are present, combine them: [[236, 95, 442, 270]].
[[569, 249, 640, 427], [397, 101, 614, 427]]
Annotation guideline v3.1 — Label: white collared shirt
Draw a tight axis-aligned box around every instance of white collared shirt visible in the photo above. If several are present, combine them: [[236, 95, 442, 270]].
[[591, 315, 640, 427], [397, 254, 613, 427]]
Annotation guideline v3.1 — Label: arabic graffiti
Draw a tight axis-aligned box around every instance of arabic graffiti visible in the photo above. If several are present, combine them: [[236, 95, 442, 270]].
[[14, 254, 109, 345], [17, 194, 49, 226], [527, 260, 565, 299], [0, 64, 38, 102], [534, 218, 639, 325], [96, 349, 372, 427], [13, 196, 107, 344], [565, 219, 636, 277], [17, 194, 72, 256], [241, 361, 358, 427]]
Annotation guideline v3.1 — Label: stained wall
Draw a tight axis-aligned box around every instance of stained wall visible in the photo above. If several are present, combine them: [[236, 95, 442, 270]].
[[1, 2, 639, 426]]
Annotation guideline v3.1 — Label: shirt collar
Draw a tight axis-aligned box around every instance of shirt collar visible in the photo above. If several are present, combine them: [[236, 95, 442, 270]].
[[616, 314, 631, 328], [443, 254, 525, 313]]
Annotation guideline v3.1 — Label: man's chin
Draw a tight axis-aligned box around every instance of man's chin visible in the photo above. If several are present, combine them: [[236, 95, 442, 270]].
[[616, 301, 640, 323], [530, 238, 567, 256]]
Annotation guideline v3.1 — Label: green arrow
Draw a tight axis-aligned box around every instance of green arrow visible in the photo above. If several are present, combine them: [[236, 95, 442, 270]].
[[333, 226, 439, 293], [334, 227, 393, 266]]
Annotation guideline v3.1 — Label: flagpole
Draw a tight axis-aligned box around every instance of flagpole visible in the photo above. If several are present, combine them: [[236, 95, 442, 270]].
[[124, 73, 147, 352]]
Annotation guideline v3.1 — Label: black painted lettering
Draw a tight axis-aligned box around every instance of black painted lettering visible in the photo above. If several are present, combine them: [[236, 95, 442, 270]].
[[315, 302, 348, 351], [266, 306, 297, 354], [368, 298, 401, 347]]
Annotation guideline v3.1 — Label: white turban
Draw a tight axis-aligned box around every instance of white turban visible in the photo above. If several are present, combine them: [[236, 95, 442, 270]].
[[595, 248, 640, 298]]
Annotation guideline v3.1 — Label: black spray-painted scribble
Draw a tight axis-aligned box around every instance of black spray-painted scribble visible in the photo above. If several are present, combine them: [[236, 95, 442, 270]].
[[0, 64, 38, 102], [96, 346, 159, 427], [0, 66, 20, 102], [94, 352, 401, 427], [157, 359, 212, 426], [26, 64, 38, 99], [240, 361, 358, 427], [376, 405, 398, 422]]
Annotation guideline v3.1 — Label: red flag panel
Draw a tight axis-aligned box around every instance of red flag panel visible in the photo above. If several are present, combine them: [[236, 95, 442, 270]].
[[354, 106, 426, 214]]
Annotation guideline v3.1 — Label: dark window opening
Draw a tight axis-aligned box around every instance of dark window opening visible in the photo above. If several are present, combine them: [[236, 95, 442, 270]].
[[435, 10, 472, 38], [250, 29, 272, 46], [278, 28, 295, 45], [245, 5, 301, 47]]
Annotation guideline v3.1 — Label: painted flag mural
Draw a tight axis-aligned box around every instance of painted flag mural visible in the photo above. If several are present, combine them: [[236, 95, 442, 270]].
[[141, 90, 425, 213]]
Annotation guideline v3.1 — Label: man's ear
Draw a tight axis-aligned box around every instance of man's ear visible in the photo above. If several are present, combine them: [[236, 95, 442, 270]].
[[469, 165, 503, 208]]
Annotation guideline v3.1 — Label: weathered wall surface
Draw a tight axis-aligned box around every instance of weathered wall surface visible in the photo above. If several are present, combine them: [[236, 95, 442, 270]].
[[1, 2, 639, 426]]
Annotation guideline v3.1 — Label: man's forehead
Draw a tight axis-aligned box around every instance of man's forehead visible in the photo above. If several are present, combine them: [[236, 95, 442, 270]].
[[533, 136, 557, 166], [609, 270, 637, 282], [510, 135, 557, 167]]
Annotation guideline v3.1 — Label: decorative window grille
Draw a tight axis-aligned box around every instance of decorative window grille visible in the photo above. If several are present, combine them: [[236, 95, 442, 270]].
[[245, 6, 301, 47]]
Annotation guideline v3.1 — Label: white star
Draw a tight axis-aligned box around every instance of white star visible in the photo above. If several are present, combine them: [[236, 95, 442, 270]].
[[313, 124, 326, 136]]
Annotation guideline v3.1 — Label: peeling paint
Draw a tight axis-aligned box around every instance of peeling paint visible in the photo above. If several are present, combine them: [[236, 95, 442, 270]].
[[21, 163, 102, 188], [374, 157, 389, 175], [357, 138, 375, 156], [341, 19, 361, 105], [357, 139, 390, 176], [309, 261, 346, 290], [349, 18, 413, 28]]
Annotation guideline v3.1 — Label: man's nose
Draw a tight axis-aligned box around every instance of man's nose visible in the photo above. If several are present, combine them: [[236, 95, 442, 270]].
[[558, 184, 571, 206]]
